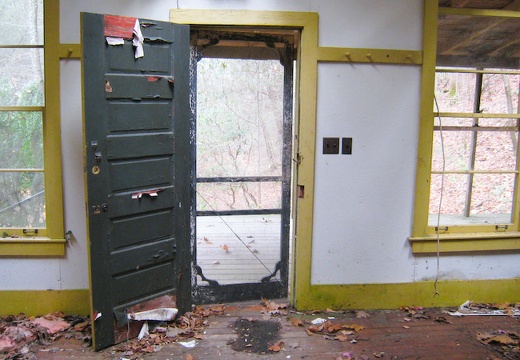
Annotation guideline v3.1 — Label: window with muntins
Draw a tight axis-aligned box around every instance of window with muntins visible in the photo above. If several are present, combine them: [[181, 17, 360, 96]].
[[0, 0, 64, 252], [0, 0, 45, 230], [411, 5, 520, 253], [431, 68, 520, 229]]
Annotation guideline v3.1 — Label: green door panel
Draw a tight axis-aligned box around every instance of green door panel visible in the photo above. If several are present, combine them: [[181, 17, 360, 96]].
[[82, 13, 191, 350], [105, 74, 173, 100], [107, 102, 172, 132]]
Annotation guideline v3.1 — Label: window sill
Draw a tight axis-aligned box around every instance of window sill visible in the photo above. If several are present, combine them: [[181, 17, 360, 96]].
[[409, 232, 520, 254], [0, 238, 66, 256]]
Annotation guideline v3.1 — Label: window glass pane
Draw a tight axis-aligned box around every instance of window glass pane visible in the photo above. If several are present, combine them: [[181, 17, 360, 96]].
[[471, 173, 514, 219], [479, 118, 518, 127], [481, 74, 520, 114], [0, 48, 44, 106], [434, 117, 473, 127], [0, 0, 43, 45], [0, 172, 45, 228], [432, 130, 471, 171], [197, 181, 281, 212], [475, 130, 517, 171], [197, 58, 284, 177], [429, 173, 467, 217], [0, 112, 43, 169], [429, 173, 514, 226], [434, 71, 476, 112]]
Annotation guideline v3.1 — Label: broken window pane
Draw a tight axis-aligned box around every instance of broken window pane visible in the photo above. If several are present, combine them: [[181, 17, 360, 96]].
[[481, 73, 520, 114], [475, 129, 517, 171], [0, 48, 44, 106], [0, 111, 43, 169], [434, 71, 476, 113], [432, 129, 472, 172], [0, 0, 43, 46], [471, 173, 515, 218], [0, 171, 45, 228]]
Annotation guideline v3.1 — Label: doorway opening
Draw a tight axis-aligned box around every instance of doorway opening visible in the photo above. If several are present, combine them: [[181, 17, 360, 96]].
[[190, 28, 299, 303]]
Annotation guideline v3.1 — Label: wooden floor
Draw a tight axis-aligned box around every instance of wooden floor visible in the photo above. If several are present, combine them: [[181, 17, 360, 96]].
[[34, 301, 519, 360]]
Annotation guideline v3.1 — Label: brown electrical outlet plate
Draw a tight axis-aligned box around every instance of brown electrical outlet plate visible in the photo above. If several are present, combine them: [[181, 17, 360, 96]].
[[323, 137, 340, 154], [342, 137, 352, 155]]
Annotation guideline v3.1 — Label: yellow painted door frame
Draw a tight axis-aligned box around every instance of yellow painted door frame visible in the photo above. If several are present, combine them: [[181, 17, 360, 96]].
[[169, 9, 319, 308]]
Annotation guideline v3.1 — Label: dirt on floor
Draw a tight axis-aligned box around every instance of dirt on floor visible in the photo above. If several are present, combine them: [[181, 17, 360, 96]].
[[1, 299, 519, 360]]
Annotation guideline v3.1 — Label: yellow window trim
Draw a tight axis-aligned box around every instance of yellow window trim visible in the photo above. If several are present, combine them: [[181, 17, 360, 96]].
[[0, 238, 66, 256], [409, 233, 520, 254], [1, 0, 65, 255], [411, 0, 520, 254]]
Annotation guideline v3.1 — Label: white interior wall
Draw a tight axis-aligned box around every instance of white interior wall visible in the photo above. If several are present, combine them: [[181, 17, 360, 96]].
[[3, 0, 519, 291]]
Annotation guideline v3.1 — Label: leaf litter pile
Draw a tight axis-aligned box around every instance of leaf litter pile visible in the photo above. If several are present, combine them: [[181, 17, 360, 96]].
[[113, 304, 225, 358]]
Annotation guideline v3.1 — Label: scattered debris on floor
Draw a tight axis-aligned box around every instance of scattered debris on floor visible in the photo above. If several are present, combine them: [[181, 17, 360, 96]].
[[449, 300, 520, 317], [113, 304, 225, 357], [0, 312, 90, 360], [2, 300, 519, 359]]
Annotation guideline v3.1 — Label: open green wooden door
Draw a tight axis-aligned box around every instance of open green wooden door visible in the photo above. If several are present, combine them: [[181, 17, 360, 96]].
[[82, 13, 192, 350]]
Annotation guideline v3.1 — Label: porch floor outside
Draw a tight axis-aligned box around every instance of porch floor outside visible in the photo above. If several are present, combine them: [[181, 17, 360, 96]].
[[196, 214, 283, 286]]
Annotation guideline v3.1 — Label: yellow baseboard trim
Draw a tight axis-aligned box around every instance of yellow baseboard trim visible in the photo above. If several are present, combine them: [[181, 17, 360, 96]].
[[296, 278, 520, 310], [0, 290, 90, 316]]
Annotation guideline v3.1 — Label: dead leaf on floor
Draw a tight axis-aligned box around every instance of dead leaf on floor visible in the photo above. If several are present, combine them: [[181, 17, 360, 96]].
[[305, 319, 365, 344], [477, 332, 519, 346], [289, 317, 304, 327], [268, 340, 284, 352], [434, 316, 451, 324], [338, 351, 353, 359], [334, 334, 349, 342], [356, 310, 370, 319], [186, 354, 194, 360], [220, 244, 229, 252], [342, 324, 365, 332], [261, 298, 288, 316], [400, 306, 424, 315], [373, 351, 385, 358]]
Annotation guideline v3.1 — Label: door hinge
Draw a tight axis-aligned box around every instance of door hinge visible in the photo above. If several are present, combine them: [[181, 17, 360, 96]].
[[293, 152, 303, 165]]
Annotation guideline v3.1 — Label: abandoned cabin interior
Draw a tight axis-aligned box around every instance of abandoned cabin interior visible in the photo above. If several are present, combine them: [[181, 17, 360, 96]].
[[1, 0, 520, 351]]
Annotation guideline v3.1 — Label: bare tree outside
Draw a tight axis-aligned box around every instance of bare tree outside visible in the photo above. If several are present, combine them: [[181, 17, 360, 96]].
[[196, 58, 284, 212]]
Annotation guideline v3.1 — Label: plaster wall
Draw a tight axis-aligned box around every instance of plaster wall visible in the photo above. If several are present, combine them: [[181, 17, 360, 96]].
[[3, 0, 519, 291]]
